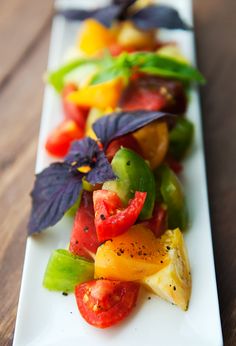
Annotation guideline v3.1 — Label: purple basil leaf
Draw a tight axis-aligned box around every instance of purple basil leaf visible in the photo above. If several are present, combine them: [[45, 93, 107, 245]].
[[65, 137, 116, 184], [131, 5, 191, 30], [65, 137, 99, 165], [87, 148, 116, 184], [28, 163, 83, 234], [93, 110, 176, 148], [57, 5, 121, 27]]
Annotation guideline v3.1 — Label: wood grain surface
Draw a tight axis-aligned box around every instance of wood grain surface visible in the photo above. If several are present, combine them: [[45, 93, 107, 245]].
[[0, 0, 235, 345]]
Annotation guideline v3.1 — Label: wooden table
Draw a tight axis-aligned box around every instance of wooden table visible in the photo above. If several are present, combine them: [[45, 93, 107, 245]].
[[0, 0, 235, 344]]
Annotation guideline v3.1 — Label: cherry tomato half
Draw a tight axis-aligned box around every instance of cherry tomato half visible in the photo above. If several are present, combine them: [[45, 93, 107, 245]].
[[69, 191, 100, 260], [62, 83, 89, 129], [93, 190, 147, 242], [75, 279, 139, 328], [45, 120, 83, 157]]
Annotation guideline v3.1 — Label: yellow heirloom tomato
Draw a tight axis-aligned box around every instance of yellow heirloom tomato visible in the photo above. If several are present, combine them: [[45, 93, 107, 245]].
[[95, 226, 191, 311], [95, 224, 169, 282], [116, 21, 156, 50], [133, 121, 169, 169], [77, 19, 115, 56], [67, 78, 124, 109], [141, 228, 191, 311]]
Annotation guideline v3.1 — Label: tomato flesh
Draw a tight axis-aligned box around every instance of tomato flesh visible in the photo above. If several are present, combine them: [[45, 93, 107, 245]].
[[45, 120, 83, 157], [141, 203, 167, 238], [93, 190, 147, 242], [62, 83, 89, 129], [69, 191, 100, 260], [75, 279, 139, 328], [105, 134, 143, 162], [120, 75, 187, 114]]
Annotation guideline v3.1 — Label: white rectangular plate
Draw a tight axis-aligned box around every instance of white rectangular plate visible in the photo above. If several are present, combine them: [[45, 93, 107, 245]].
[[13, 1, 223, 345]]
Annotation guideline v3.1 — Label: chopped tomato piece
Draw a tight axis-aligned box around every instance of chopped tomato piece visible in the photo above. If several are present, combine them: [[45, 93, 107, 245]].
[[93, 190, 147, 242], [62, 84, 89, 129], [108, 43, 135, 57], [69, 192, 100, 260], [45, 120, 83, 157], [75, 279, 139, 328], [141, 203, 167, 238], [120, 75, 187, 114], [78, 19, 115, 56], [105, 134, 143, 162], [165, 155, 183, 174]]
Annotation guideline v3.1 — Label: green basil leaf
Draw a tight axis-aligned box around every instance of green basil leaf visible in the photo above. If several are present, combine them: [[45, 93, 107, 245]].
[[90, 66, 131, 85], [47, 58, 96, 92], [128, 52, 205, 84]]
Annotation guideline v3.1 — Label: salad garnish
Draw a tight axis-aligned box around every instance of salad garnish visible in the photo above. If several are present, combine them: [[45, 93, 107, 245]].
[[48, 51, 205, 93], [57, 0, 191, 31], [28, 111, 173, 234]]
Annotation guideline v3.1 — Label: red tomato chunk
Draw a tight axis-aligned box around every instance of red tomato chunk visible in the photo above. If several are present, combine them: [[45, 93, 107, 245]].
[[93, 190, 147, 242], [45, 120, 83, 157], [75, 279, 140, 328], [69, 191, 100, 260]]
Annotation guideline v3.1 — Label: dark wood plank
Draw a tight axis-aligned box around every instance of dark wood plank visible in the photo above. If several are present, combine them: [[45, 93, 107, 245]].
[[0, 0, 53, 87], [0, 0, 53, 344], [193, 0, 236, 345]]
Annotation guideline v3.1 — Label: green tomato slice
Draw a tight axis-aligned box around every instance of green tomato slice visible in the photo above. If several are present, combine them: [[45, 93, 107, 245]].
[[103, 148, 156, 220], [43, 249, 94, 293], [155, 165, 188, 231]]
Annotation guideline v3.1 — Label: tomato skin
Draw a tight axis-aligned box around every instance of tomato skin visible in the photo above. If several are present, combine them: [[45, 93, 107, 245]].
[[120, 75, 187, 114], [93, 190, 147, 242], [75, 279, 139, 328], [106, 134, 143, 162], [45, 120, 84, 157], [69, 191, 100, 260], [62, 84, 89, 129], [141, 203, 167, 238]]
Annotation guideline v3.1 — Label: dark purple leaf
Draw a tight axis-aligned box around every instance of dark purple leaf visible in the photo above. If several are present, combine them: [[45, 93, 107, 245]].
[[65, 137, 116, 184], [131, 5, 191, 30], [87, 148, 116, 184], [28, 163, 82, 234], [92, 110, 176, 148], [29, 137, 115, 234], [57, 2, 190, 31], [57, 5, 121, 27]]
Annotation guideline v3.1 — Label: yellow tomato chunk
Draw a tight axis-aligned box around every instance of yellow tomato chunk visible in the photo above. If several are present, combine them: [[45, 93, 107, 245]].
[[117, 21, 156, 50], [67, 78, 124, 109], [133, 121, 169, 169], [141, 228, 191, 311], [95, 225, 169, 281], [77, 19, 115, 56]]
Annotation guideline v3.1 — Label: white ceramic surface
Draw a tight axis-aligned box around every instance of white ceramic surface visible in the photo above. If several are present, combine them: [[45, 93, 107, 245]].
[[13, 1, 223, 345]]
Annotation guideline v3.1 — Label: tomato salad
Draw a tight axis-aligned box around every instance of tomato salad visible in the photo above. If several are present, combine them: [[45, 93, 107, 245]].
[[29, 1, 204, 329]]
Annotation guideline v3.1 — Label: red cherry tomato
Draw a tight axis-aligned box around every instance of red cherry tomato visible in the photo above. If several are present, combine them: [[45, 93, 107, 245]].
[[120, 75, 187, 114], [45, 120, 83, 157], [62, 83, 89, 129], [69, 191, 100, 260], [75, 279, 139, 328], [141, 203, 167, 238], [105, 134, 143, 162], [93, 190, 147, 242]]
